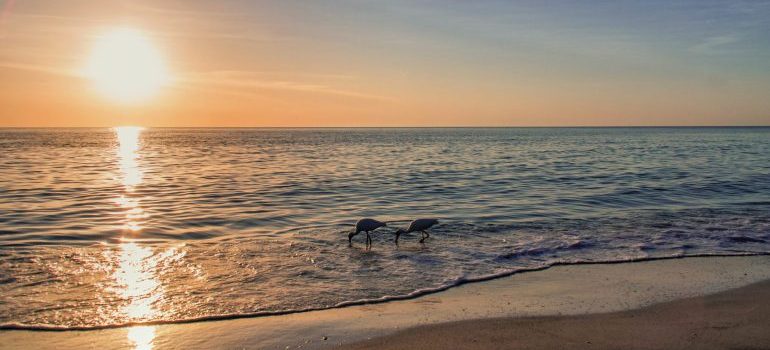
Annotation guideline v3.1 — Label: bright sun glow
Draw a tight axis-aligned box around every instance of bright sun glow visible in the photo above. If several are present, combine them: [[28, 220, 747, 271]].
[[85, 28, 169, 104]]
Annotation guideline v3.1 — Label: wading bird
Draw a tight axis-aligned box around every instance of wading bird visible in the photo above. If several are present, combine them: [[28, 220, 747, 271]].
[[395, 218, 439, 244], [349, 218, 387, 246]]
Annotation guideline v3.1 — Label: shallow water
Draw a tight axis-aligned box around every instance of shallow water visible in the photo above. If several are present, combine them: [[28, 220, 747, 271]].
[[1, 127, 769, 329]]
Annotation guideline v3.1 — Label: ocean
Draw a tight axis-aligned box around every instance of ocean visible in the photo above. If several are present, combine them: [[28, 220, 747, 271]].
[[1, 127, 768, 329]]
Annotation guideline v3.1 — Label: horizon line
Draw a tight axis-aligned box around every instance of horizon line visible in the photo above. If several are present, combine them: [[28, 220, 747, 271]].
[[1, 125, 769, 129]]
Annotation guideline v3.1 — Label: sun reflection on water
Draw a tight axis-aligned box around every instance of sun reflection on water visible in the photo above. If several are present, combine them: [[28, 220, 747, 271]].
[[116, 126, 143, 190], [114, 126, 147, 232], [113, 126, 158, 349], [114, 241, 161, 319], [127, 326, 156, 350]]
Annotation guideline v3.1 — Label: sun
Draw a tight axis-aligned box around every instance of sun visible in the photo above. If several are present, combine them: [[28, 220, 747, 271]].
[[84, 28, 169, 104]]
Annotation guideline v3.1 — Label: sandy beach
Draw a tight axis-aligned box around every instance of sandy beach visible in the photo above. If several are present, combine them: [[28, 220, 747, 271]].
[[2, 255, 770, 350], [344, 276, 770, 350]]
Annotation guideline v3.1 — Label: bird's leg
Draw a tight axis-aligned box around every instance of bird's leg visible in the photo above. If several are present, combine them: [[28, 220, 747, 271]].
[[419, 231, 427, 243], [366, 232, 371, 246]]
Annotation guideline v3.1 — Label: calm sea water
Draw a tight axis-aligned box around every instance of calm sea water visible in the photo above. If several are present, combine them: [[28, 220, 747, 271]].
[[1, 127, 769, 329]]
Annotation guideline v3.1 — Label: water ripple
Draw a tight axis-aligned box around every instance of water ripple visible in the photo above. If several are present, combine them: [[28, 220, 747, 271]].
[[0, 127, 769, 328]]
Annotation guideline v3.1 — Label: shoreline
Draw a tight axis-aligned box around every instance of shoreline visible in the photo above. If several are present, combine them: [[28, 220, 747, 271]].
[[3, 253, 766, 332], [2, 255, 770, 349]]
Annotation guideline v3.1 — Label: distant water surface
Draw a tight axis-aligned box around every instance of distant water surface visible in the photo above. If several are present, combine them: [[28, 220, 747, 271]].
[[1, 127, 769, 329]]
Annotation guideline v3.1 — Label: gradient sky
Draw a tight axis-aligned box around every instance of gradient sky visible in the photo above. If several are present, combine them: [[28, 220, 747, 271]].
[[1, 0, 769, 126]]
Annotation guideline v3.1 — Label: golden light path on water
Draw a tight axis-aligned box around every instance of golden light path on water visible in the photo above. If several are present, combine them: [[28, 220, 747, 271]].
[[113, 126, 158, 350], [115, 126, 146, 231]]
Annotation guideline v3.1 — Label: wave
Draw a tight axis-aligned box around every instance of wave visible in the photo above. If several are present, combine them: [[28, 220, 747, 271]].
[[3, 252, 767, 332]]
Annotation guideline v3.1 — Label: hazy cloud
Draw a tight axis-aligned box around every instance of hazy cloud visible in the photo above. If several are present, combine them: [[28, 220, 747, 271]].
[[689, 34, 740, 55], [180, 70, 393, 102]]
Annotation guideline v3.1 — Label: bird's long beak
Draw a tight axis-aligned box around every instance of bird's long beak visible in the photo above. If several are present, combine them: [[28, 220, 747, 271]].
[[348, 232, 354, 245]]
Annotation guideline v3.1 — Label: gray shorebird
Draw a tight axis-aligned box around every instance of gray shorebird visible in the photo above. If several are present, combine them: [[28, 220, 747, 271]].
[[395, 218, 439, 244], [349, 218, 387, 246]]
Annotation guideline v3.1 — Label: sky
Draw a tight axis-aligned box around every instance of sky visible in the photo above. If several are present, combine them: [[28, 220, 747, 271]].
[[1, 0, 769, 127]]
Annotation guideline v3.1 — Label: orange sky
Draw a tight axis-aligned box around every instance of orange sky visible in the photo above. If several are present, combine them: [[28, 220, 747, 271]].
[[1, 1, 769, 127]]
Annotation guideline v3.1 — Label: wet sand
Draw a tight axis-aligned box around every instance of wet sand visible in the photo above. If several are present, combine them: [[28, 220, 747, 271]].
[[1, 255, 769, 349], [343, 278, 770, 350]]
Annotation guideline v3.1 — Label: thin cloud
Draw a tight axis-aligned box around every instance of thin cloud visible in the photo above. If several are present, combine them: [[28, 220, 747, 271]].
[[0, 61, 80, 77], [124, 2, 243, 19], [689, 35, 739, 55], [180, 70, 393, 102]]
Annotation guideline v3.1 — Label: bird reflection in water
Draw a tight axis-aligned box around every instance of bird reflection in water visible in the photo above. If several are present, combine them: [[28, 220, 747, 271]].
[[113, 126, 158, 349]]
